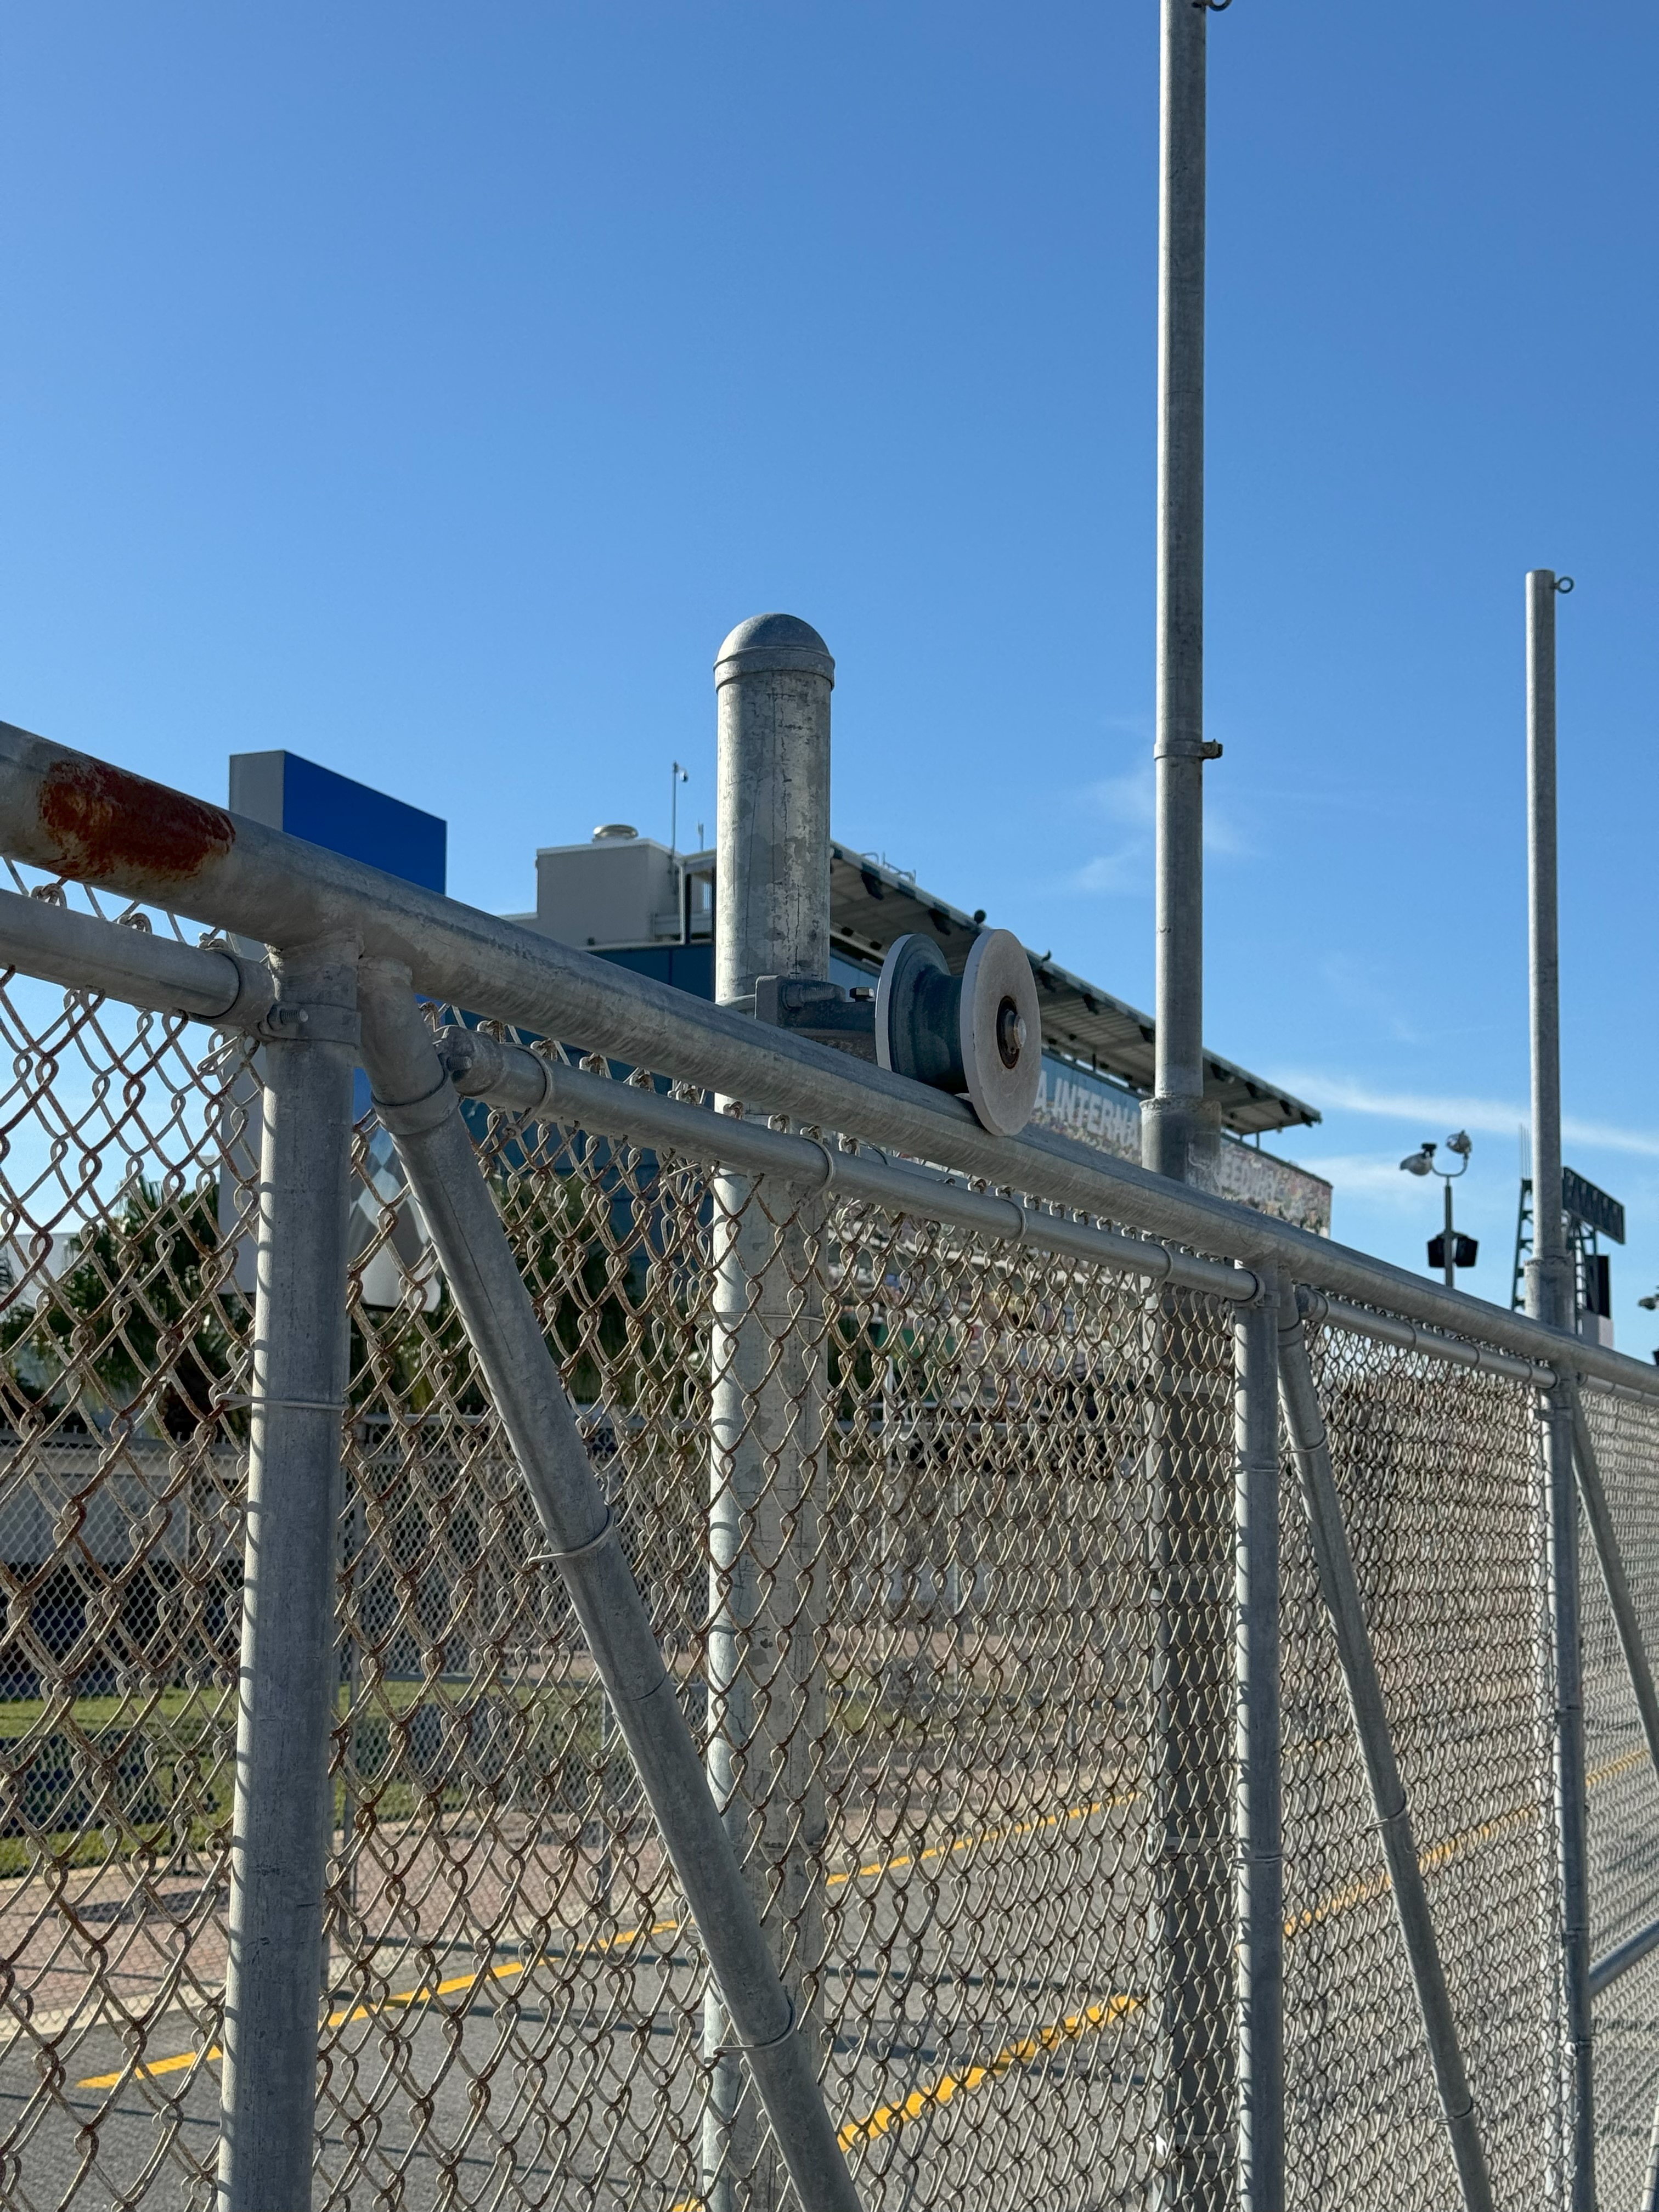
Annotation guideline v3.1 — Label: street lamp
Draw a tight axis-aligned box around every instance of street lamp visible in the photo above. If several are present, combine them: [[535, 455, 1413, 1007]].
[[1400, 1131, 1477, 1289]]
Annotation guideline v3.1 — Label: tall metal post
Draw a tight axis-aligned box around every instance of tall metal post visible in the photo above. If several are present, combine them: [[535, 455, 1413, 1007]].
[[218, 935, 358, 2212], [1235, 1269, 1283, 2212], [1143, 0, 1221, 1192], [706, 613, 834, 2212], [1524, 566, 1594, 2208], [1525, 571, 1570, 1341], [1142, 11, 1232, 2200]]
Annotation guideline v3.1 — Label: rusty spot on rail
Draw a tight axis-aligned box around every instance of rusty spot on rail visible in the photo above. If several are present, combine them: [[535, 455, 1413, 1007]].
[[37, 759, 235, 887]]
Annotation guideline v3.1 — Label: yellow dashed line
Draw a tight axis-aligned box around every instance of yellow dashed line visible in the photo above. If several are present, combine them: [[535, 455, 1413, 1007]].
[[78, 1804, 1113, 2089], [78, 1742, 1656, 2095], [1588, 1740, 1652, 1792], [76, 1914, 685, 2090], [665, 1991, 1141, 2207], [836, 1992, 1139, 2151], [826, 1795, 1114, 1891], [1285, 1796, 1543, 1938]]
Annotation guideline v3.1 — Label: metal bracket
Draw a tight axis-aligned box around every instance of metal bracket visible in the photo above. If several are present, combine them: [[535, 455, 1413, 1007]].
[[195, 937, 279, 1030], [1233, 1261, 1276, 1308], [257, 1002, 362, 1047], [753, 975, 877, 1060]]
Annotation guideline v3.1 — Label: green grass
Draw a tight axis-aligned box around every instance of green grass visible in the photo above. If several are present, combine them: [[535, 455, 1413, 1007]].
[[0, 1664, 1092, 1882], [0, 1675, 608, 1882], [0, 1684, 233, 1744]]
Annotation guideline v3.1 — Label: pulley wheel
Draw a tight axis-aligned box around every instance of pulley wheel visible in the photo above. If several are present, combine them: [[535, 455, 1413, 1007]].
[[876, 934, 960, 1088], [959, 929, 1042, 1137]]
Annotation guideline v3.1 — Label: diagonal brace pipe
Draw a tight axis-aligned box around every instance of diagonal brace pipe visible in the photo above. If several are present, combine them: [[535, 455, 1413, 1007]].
[[1277, 1286, 1494, 2212], [354, 962, 864, 2212]]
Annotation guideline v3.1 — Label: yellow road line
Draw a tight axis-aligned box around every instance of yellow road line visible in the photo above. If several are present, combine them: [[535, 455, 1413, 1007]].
[[676, 1750, 1659, 2198], [1281, 1734, 1657, 1942], [665, 1991, 1142, 2207], [78, 1740, 1657, 2095], [76, 1914, 686, 2090], [836, 1992, 1139, 2151], [78, 1801, 1115, 2089], [1588, 1740, 1652, 1791], [825, 1794, 1114, 1891], [1285, 1797, 1542, 1938]]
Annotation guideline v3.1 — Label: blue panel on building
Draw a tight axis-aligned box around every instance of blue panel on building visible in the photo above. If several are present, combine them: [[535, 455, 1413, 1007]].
[[228, 749, 446, 894], [595, 947, 866, 1002], [597, 944, 717, 999]]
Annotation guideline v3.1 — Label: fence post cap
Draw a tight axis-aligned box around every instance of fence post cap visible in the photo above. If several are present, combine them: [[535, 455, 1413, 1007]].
[[715, 613, 835, 687]]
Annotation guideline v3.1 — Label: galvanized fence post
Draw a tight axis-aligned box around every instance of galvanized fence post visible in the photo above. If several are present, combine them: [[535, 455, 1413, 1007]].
[[1525, 563, 1594, 2209], [1142, 12, 1233, 2198], [1235, 1265, 1283, 2211], [217, 934, 359, 2212], [1143, 0, 1221, 1193], [706, 613, 835, 2212]]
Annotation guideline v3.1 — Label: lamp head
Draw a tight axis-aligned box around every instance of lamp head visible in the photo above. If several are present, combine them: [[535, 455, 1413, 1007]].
[[1446, 1130, 1473, 1159], [1400, 1146, 1435, 1177]]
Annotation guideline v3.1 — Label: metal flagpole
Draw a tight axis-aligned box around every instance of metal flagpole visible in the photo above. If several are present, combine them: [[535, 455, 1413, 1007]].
[[1524, 566, 1593, 2210]]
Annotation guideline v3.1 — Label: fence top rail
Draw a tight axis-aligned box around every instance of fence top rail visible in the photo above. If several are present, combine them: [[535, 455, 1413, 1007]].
[[1, 720, 1654, 1404]]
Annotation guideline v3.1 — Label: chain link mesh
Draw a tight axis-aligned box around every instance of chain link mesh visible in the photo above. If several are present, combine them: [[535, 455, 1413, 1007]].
[[1289, 1321, 1564, 2211], [1581, 1384, 1659, 2204], [1, 895, 1656, 2209], [320, 1040, 1236, 2210], [0, 879, 255, 2211]]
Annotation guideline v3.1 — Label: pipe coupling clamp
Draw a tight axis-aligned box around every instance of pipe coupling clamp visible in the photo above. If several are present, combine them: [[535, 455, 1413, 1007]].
[[375, 1074, 459, 1138], [203, 943, 278, 1031]]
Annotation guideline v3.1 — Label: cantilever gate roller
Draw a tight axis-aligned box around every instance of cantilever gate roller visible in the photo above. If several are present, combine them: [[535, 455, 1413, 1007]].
[[875, 928, 1042, 1138]]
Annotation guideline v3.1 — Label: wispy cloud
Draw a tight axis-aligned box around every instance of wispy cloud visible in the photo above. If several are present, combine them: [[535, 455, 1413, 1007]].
[[1088, 766, 1154, 828], [1280, 1071, 1659, 1161], [1313, 955, 1424, 1046], [1288, 1153, 1446, 1210], [1070, 763, 1249, 892], [1071, 846, 1144, 893]]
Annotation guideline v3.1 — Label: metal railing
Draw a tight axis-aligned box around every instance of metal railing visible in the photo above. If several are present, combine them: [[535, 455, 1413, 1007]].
[[1, 721, 1658, 2212]]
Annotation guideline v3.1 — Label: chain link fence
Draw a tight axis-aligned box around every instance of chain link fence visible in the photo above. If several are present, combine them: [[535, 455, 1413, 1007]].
[[1581, 1384, 1659, 2205], [2, 872, 1658, 2209], [1291, 1322, 1562, 2210]]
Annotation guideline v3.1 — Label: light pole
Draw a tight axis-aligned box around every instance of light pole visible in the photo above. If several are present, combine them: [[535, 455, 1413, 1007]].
[[1400, 1131, 1475, 1289], [669, 759, 689, 858]]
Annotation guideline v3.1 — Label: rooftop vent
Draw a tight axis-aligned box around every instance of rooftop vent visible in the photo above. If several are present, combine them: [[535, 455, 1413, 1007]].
[[592, 823, 637, 842]]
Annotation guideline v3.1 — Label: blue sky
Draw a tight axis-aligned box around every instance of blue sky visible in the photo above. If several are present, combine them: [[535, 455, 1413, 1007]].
[[3, 4, 1655, 1341]]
